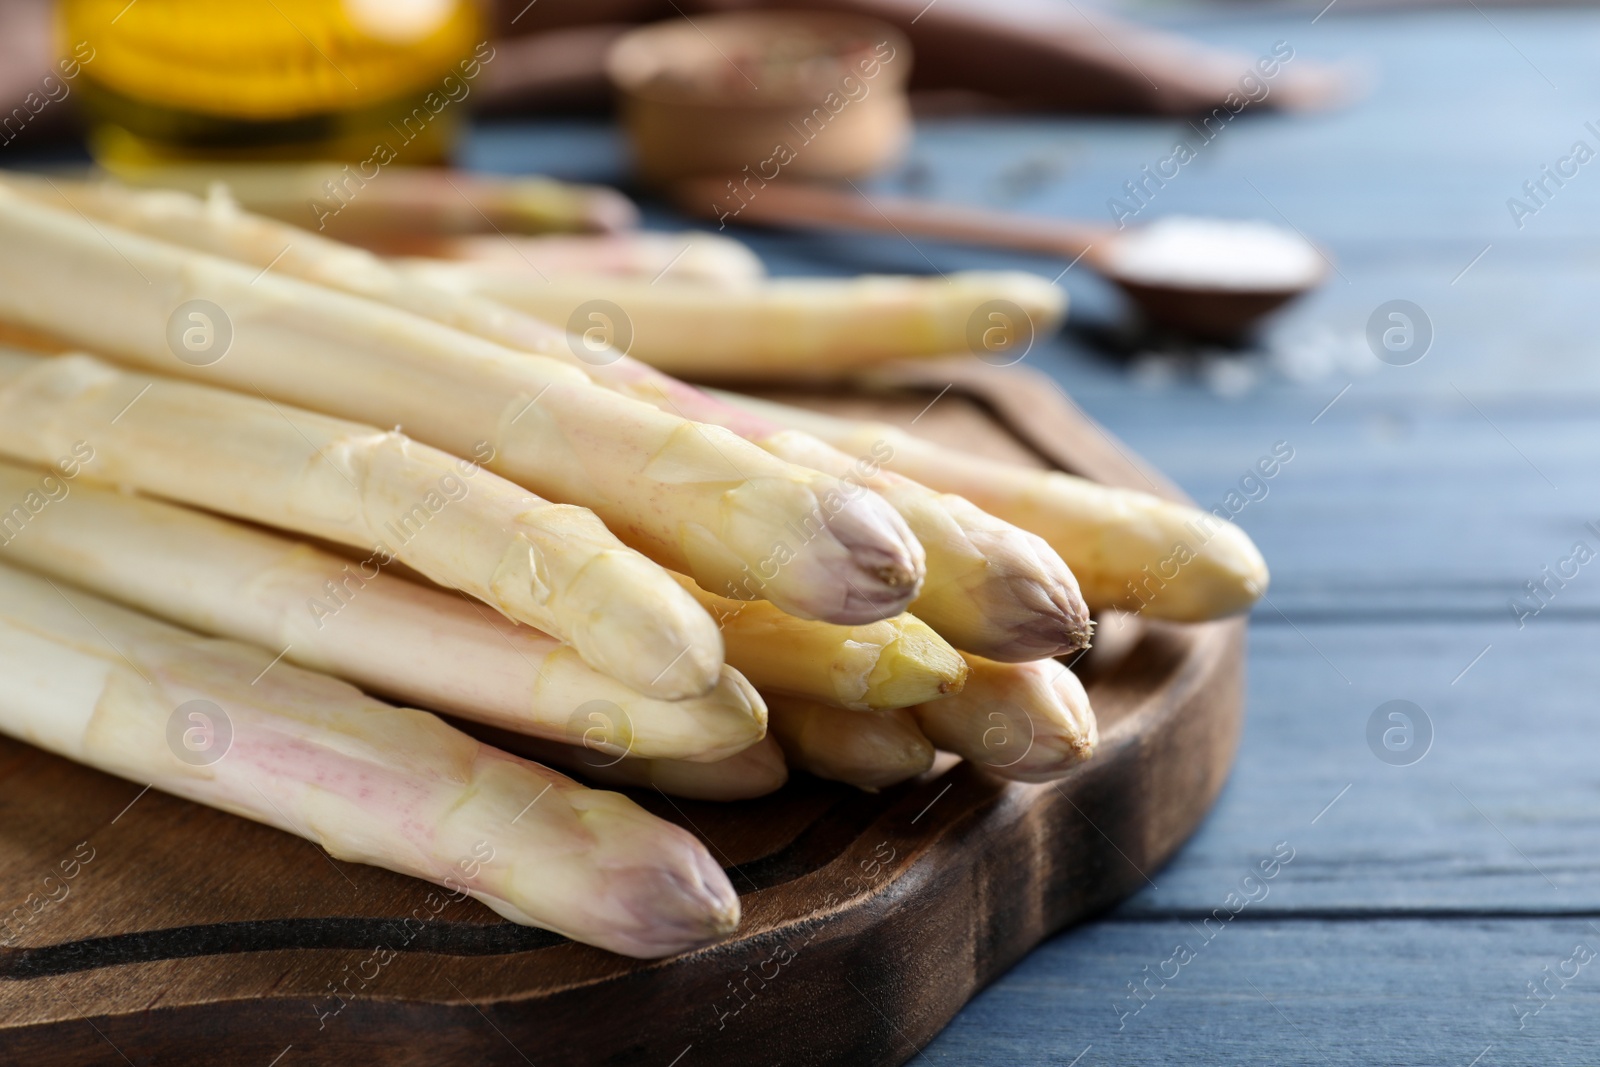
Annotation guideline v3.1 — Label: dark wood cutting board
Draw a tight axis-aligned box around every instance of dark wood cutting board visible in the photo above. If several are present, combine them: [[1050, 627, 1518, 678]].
[[0, 359, 1244, 1066]]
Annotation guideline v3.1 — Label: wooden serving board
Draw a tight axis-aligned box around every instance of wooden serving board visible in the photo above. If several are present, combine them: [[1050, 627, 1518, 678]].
[[0, 360, 1244, 1066]]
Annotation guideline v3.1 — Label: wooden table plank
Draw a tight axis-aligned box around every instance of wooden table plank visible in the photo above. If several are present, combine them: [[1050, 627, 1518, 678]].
[[921, 918, 1600, 1065], [1118, 619, 1600, 912]]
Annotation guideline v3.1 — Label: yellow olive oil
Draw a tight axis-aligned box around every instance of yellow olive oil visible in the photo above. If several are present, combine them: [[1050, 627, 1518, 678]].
[[59, 0, 485, 165]]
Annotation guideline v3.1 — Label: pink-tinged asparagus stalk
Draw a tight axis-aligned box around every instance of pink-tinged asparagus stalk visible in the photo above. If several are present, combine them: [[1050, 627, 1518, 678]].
[[0, 348, 725, 701], [912, 656, 1097, 783], [11, 178, 1083, 658], [0, 561, 738, 958], [0, 180, 926, 625], [766, 695, 934, 792], [0, 460, 763, 761]]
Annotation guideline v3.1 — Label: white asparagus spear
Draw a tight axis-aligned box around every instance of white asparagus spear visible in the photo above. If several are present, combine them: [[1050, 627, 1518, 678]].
[[14, 179, 1083, 658], [766, 696, 934, 792], [0, 181, 926, 625], [715, 392, 1271, 621], [674, 576, 968, 712], [911, 656, 1097, 783], [98, 163, 642, 235], [0, 460, 762, 761], [394, 231, 766, 285], [553, 369, 1089, 659], [401, 268, 1068, 379], [481, 731, 789, 802], [0, 561, 739, 958], [0, 348, 724, 701]]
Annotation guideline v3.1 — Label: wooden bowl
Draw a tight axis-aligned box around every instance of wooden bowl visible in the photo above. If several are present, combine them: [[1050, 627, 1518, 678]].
[[0, 361, 1244, 1066], [606, 12, 913, 186]]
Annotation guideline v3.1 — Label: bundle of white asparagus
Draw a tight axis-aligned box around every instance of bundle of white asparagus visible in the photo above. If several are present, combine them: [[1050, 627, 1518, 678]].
[[0, 174, 1268, 957]]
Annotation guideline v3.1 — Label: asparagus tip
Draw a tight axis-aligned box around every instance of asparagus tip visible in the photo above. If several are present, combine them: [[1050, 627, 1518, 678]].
[[953, 527, 1097, 662], [604, 844, 742, 956], [804, 490, 927, 624]]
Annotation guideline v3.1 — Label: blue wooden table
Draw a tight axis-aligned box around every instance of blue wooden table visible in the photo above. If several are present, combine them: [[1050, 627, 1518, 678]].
[[7, 2, 1584, 1060], [466, 4, 1600, 1061]]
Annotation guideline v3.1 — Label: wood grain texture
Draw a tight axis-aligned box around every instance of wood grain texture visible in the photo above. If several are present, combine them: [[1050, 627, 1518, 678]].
[[923, 919, 1600, 1066], [878, 9, 1600, 1063], [0, 364, 1244, 1066]]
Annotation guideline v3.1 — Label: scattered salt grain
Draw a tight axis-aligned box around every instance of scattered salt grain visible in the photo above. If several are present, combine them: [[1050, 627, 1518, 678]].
[[1198, 352, 1259, 398]]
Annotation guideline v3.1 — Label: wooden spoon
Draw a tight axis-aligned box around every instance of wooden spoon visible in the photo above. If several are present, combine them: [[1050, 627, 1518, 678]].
[[672, 177, 1328, 343]]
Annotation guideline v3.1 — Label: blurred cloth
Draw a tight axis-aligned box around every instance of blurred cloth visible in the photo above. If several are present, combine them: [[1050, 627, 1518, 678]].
[[487, 0, 1349, 116], [0, 0, 1349, 153], [0, 0, 74, 147]]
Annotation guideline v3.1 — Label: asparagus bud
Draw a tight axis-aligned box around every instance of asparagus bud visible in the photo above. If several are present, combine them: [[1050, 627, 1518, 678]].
[[0, 349, 723, 700], [745, 426, 1092, 659], [0, 562, 738, 958], [675, 576, 968, 711], [766, 696, 935, 792], [912, 656, 1097, 783], [0, 461, 763, 761], [0, 181, 926, 624], [716, 392, 1270, 621]]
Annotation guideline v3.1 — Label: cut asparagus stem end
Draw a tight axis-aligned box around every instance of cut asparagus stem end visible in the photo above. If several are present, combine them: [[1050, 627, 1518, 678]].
[[865, 623, 971, 708]]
